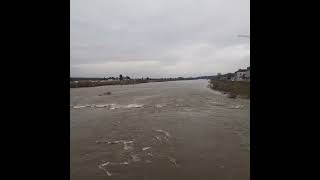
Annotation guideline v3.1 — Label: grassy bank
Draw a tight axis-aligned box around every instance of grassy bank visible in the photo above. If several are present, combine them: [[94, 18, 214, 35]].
[[209, 80, 250, 98], [70, 79, 148, 88], [70, 79, 181, 88]]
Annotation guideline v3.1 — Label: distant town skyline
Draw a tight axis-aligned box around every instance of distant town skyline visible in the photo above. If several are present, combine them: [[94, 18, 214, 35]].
[[71, 0, 250, 78], [70, 65, 250, 79]]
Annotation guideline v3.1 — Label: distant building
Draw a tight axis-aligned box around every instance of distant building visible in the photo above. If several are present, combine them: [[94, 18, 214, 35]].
[[213, 73, 235, 81], [233, 67, 250, 81]]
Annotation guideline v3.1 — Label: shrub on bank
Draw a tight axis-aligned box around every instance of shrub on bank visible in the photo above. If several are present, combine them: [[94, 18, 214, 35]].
[[70, 79, 154, 88], [209, 80, 250, 99]]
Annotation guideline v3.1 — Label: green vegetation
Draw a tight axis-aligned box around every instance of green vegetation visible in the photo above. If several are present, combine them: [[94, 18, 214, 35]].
[[209, 80, 250, 99], [70, 79, 148, 88], [69, 79, 184, 88]]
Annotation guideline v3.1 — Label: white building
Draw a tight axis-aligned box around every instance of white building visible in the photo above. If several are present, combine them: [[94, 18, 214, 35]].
[[234, 67, 250, 81]]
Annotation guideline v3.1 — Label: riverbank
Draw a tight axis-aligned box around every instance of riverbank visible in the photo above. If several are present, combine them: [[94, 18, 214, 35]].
[[70, 79, 188, 88], [209, 80, 250, 98], [71, 79, 153, 88]]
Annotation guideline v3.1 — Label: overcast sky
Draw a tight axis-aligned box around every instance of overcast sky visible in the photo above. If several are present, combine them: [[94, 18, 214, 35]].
[[71, 0, 250, 78]]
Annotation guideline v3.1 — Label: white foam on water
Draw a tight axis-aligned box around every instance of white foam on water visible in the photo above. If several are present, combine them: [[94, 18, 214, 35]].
[[230, 105, 244, 109], [131, 154, 141, 162], [123, 143, 133, 150], [73, 105, 86, 109], [107, 140, 121, 144], [106, 171, 112, 176], [122, 140, 134, 150], [100, 162, 110, 167], [142, 147, 151, 151], [155, 104, 165, 108], [126, 104, 143, 108], [95, 104, 109, 108], [155, 136, 162, 143], [168, 157, 179, 168], [98, 162, 112, 176], [109, 104, 121, 110], [155, 129, 171, 138]]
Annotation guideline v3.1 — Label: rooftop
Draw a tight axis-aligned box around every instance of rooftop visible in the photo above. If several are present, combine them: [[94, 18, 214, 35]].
[[235, 68, 249, 73]]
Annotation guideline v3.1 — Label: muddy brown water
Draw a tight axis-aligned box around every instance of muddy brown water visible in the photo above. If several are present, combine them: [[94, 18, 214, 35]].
[[70, 80, 250, 180]]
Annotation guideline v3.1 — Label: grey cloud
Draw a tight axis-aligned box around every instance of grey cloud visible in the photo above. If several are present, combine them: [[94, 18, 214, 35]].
[[71, 0, 250, 77]]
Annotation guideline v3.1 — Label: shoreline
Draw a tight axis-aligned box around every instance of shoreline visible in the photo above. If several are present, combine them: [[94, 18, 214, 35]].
[[70, 79, 196, 88], [209, 80, 250, 99]]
